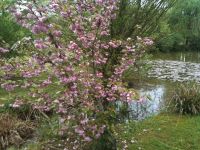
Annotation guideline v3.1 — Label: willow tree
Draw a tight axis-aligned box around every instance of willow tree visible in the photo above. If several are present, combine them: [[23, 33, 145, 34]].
[[111, 0, 177, 39], [168, 0, 200, 50]]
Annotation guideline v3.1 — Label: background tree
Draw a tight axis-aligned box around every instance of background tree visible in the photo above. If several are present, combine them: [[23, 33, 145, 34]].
[[111, 0, 176, 39], [155, 0, 200, 52], [0, 0, 30, 47], [169, 0, 200, 50]]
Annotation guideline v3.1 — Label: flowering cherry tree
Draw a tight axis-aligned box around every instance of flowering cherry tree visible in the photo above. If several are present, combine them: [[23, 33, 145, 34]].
[[0, 0, 152, 148]]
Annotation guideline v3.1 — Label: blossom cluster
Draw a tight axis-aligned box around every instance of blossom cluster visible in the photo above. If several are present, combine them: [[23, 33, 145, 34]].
[[1, 0, 153, 146], [0, 47, 9, 53]]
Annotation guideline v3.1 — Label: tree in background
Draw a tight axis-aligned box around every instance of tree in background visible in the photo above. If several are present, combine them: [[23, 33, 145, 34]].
[[155, 0, 200, 52], [111, 0, 176, 39], [168, 0, 200, 50], [0, 0, 30, 47]]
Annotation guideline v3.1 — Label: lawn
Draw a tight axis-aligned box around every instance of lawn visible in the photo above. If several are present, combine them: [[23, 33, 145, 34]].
[[116, 114, 200, 150]]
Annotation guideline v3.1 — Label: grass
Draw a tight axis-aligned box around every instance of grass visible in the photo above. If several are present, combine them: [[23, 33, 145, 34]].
[[0, 87, 9, 103], [169, 82, 200, 115], [116, 114, 200, 150], [0, 87, 28, 104]]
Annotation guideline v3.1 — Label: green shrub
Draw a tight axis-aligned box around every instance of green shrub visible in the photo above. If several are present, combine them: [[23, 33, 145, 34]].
[[0, 12, 30, 46], [169, 82, 200, 115], [156, 33, 184, 52]]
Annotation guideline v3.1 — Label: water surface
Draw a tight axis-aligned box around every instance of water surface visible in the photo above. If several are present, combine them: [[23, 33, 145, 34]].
[[128, 51, 200, 119]]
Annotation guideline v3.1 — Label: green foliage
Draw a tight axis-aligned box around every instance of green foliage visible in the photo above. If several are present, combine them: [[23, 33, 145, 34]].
[[111, 0, 176, 39], [0, 13, 30, 46], [155, 0, 200, 52], [169, 0, 200, 37], [87, 129, 117, 150], [0, 0, 30, 46], [37, 116, 60, 140], [123, 53, 153, 84], [169, 82, 200, 115], [156, 33, 184, 52]]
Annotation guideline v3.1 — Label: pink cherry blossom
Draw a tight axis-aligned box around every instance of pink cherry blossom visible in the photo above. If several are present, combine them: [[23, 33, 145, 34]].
[[1, 0, 152, 146]]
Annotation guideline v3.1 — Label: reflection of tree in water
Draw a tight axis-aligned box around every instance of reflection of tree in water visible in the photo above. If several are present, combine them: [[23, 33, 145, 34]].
[[128, 85, 165, 120]]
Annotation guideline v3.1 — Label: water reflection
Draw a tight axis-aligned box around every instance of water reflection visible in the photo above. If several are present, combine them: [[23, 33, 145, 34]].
[[153, 51, 200, 63], [129, 51, 200, 120], [152, 51, 200, 63], [128, 85, 165, 120]]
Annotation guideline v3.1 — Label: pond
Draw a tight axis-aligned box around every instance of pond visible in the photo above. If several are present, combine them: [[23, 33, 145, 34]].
[[128, 51, 200, 120]]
